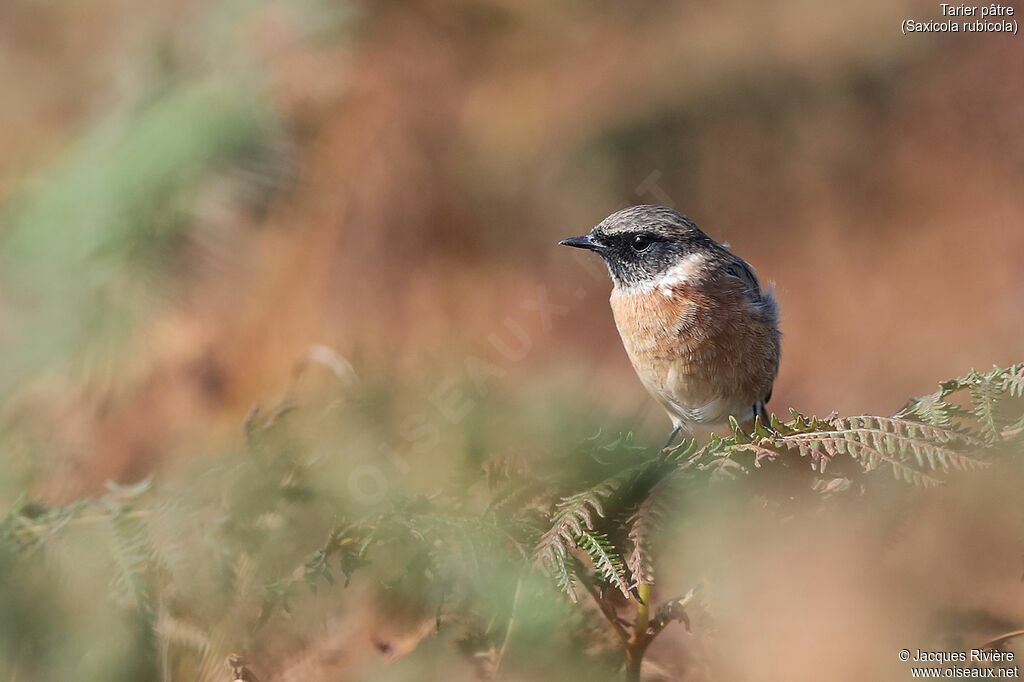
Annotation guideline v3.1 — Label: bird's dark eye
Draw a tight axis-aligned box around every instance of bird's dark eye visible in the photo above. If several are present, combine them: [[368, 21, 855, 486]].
[[630, 234, 653, 252]]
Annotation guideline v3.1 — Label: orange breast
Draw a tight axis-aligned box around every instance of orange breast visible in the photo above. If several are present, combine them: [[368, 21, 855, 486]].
[[609, 276, 778, 427]]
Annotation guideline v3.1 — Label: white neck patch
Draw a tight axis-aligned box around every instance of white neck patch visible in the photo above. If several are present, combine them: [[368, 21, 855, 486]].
[[614, 252, 707, 297]]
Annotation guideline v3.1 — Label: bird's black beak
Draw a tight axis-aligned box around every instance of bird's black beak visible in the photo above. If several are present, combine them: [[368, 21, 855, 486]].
[[559, 234, 601, 251]]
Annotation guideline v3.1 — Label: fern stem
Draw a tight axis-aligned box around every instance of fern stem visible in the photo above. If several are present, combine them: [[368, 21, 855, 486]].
[[492, 573, 523, 678], [68, 509, 152, 526], [625, 584, 653, 682], [634, 584, 651, 636], [979, 629, 1024, 650]]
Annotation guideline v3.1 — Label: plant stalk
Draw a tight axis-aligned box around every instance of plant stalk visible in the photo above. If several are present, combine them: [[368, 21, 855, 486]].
[[625, 583, 652, 682]]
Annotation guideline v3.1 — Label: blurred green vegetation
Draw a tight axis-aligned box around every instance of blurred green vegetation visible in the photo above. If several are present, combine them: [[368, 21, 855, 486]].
[[3, 361, 1023, 681], [0, 81, 281, 394], [0, 371, 648, 681]]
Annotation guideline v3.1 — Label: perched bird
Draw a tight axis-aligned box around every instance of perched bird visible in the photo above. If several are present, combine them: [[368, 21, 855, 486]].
[[560, 205, 780, 448]]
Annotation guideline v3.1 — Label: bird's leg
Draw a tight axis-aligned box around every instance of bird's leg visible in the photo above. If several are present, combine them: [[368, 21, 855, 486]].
[[750, 401, 777, 434], [661, 424, 684, 451]]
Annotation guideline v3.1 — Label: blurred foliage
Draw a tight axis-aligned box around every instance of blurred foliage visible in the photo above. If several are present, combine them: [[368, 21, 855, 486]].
[[0, 0, 1022, 680], [1, 364, 1021, 680], [0, 372, 634, 681], [0, 81, 282, 393], [539, 365, 1024, 609]]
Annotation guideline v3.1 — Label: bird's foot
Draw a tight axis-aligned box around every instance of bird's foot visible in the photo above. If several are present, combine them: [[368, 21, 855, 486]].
[[661, 425, 689, 452]]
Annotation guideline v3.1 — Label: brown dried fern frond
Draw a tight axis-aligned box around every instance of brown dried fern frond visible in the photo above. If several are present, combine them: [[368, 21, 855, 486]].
[[625, 479, 665, 588], [535, 484, 615, 600]]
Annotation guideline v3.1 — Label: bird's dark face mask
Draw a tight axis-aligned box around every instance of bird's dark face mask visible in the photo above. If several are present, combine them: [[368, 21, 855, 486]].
[[560, 229, 702, 290]]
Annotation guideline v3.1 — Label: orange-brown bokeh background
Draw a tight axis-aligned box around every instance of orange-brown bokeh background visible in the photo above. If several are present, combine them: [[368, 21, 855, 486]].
[[4, 0, 1022, 495], [2, 1, 1023, 680]]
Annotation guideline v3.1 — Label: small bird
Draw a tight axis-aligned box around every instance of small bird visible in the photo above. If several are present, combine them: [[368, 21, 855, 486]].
[[560, 205, 780, 448]]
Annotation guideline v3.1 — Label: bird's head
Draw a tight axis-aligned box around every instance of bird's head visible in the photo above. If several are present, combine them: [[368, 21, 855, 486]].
[[559, 205, 718, 292]]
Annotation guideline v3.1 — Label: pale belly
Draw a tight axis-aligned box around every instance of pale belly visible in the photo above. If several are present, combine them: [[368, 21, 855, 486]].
[[609, 284, 777, 430]]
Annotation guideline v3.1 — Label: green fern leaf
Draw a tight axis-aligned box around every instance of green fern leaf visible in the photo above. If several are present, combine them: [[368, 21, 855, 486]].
[[107, 501, 159, 616], [577, 530, 630, 598], [1003, 364, 1024, 398], [969, 369, 1002, 442], [535, 484, 615, 599]]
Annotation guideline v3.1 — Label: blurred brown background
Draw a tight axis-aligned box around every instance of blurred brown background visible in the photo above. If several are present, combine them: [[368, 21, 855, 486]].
[[1, 1, 1023, 679], [4, 0, 1021, 495]]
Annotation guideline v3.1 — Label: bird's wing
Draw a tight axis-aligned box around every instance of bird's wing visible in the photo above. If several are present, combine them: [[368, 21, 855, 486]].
[[722, 254, 779, 324], [718, 254, 780, 406], [722, 256, 763, 303]]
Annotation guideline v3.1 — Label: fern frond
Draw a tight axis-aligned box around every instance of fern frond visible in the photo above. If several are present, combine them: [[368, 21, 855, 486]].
[[687, 409, 994, 491], [732, 415, 988, 487], [485, 479, 554, 518], [1004, 364, 1024, 398], [535, 438, 699, 600], [625, 483, 664, 587], [969, 369, 1002, 442], [577, 530, 630, 598], [535, 483, 617, 600], [545, 486, 613, 544], [532, 475, 626, 598], [155, 608, 212, 656], [896, 365, 1024, 443], [0, 497, 89, 551], [901, 393, 965, 428], [107, 499, 160, 616], [537, 539, 578, 599]]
